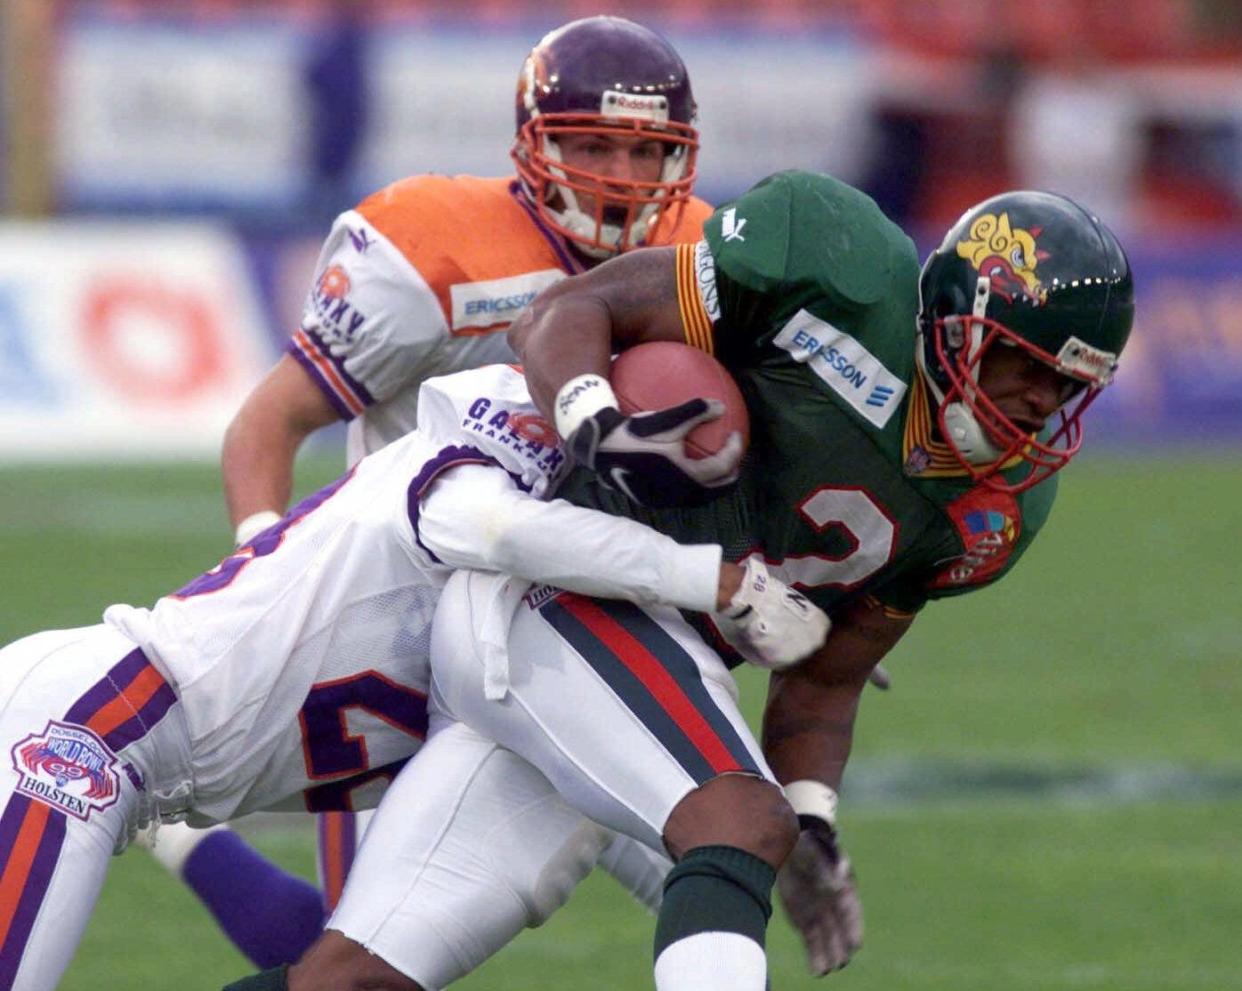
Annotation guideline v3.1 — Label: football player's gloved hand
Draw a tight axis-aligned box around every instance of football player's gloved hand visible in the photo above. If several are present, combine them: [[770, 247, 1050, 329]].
[[713, 558, 830, 671], [567, 401, 744, 509], [778, 781, 863, 976]]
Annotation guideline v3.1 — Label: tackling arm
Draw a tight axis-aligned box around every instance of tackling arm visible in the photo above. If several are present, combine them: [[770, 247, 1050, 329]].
[[221, 355, 342, 543], [417, 464, 829, 668]]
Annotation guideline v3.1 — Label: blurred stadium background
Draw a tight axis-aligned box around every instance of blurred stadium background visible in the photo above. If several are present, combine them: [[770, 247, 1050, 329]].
[[1, 1, 1239, 988]]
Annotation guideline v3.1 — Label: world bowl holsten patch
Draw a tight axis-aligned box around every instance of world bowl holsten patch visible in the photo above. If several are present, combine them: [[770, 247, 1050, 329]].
[[11, 720, 121, 821]]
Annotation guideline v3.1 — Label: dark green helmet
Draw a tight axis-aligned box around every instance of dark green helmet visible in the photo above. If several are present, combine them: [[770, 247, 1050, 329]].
[[915, 190, 1135, 492]]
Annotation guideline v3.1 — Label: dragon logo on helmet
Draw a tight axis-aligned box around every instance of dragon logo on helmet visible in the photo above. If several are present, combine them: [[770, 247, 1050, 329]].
[[954, 213, 1049, 304]]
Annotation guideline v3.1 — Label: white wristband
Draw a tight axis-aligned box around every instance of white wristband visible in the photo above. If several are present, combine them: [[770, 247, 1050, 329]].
[[554, 374, 619, 440], [784, 779, 839, 825], [234, 510, 283, 547]]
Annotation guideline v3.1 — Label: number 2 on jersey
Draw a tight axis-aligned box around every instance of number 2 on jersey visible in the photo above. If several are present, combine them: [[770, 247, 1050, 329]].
[[299, 670, 429, 812], [767, 486, 897, 589]]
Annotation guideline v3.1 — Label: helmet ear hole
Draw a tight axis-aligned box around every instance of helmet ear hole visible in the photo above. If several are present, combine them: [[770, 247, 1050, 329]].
[[937, 284, 968, 321]]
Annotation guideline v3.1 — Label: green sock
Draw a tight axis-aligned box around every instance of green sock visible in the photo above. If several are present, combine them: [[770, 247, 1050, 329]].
[[654, 844, 775, 957], [221, 965, 289, 991]]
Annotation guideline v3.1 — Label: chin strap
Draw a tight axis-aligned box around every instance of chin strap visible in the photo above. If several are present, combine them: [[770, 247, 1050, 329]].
[[916, 277, 1003, 466], [940, 400, 1002, 465]]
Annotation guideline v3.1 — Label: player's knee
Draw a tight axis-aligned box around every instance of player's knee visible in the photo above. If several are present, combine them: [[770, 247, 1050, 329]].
[[663, 774, 798, 869], [286, 931, 424, 991]]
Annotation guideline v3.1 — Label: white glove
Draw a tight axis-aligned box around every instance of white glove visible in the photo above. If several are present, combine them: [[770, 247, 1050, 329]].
[[777, 780, 863, 976], [712, 558, 830, 670]]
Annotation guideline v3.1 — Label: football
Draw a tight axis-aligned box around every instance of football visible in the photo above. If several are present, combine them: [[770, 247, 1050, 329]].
[[610, 341, 749, 459]]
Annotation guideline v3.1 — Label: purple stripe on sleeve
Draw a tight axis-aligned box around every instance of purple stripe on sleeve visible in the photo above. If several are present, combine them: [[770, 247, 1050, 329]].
[[405, 444, 495, 564], [287, 339, 358, 421], [404, 444, 534, 564], [63, 647, 151, 725], [0, 793, 30, 862], [101, 679, 178, 752], [0, 797, 68, 988], [298, 326, 376, 407]]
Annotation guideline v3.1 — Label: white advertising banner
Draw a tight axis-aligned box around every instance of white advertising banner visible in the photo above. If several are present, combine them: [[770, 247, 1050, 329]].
[[52, 15, 876, 208], [0, 222, 271, 459], [359, 25, 878, 200], [55, 18, 307, 208]]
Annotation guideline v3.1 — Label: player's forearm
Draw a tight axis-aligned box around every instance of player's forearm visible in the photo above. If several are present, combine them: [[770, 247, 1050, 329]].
[[509, 247, 685, 422], [508, 286, 615, 422], [494, 497, 724, 612], [762, 665, 866, 791], [221, 402, 303, 528], [418, 465, 725, 613], [762, 599, 913, 789], [221, 356, 342, 535]]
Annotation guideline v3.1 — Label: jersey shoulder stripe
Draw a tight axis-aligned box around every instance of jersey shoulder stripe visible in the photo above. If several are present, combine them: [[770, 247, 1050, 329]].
[[674, 242, 715, 354], [901, 372, 1024, 478]]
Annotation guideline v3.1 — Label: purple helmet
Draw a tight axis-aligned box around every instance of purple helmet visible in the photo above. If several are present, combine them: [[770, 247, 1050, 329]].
[[512, 16, 699, 257]]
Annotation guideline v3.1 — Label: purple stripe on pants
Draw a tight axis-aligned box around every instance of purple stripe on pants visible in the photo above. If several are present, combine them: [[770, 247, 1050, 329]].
[[0, 795, 68, 988], [101, 679, 178, 753], [63, 647, 150, 725]]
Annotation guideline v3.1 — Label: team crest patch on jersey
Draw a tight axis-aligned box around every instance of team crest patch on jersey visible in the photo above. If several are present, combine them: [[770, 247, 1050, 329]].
[[449, 270, 566, 333], [11, 721, 121, 821], [308, 265, 368, 342], [317, 265, 352, 300], [507, 411, 558, 447], [929, 487, 1022, 589], [774, 311, 907, 428], [464, 396, 567, 478], [905, 445, 932, 474]]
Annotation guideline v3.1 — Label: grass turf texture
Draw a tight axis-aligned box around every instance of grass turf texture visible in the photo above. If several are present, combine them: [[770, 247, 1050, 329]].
[[2, 453, 1238, 988]]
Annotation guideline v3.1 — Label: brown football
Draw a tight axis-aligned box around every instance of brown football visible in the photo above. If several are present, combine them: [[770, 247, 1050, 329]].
[[611, 342, 749, 459]]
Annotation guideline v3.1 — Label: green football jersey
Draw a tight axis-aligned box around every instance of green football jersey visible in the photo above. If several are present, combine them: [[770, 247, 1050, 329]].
[[560, 170, 1057, 617]]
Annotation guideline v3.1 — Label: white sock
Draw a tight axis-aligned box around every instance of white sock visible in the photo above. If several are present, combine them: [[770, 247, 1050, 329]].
[[654, 931, 766, 990], [135, 820, 227, 875]]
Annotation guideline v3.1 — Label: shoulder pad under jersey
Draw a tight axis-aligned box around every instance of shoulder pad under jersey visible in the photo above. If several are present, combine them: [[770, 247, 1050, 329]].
[[706, 170, 917, 308], [415, 365, 568, 498]]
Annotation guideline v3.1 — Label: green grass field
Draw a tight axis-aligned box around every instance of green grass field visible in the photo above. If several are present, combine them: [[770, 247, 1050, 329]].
[[2, 453, 1239, 989]]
